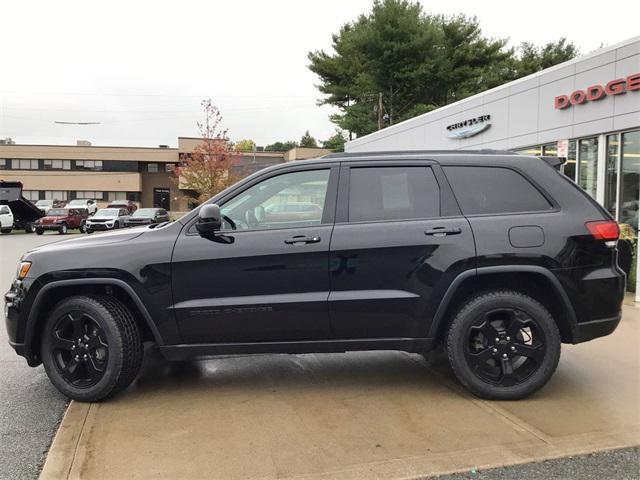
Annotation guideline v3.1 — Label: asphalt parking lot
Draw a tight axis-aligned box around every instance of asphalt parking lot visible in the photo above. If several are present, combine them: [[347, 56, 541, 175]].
[[2, 232, 639, 480], [0, 232, 80, 480]]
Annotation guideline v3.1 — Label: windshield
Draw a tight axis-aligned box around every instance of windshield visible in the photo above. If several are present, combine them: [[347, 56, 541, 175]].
[[94, 209, 119, 217], [67, 199, 87, 206], [132, 208, 156, 217], [47, 209, 67, 216]]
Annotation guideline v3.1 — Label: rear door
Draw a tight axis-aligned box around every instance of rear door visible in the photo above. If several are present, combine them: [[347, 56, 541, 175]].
[[328, 160, 476, 339]]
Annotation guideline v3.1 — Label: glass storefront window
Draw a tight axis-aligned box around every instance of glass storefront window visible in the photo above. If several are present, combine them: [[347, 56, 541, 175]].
[[578, 137, 599, 198], [619, 131, 640, 230], [563, 140, 577, 181], [605, 135, 619, 217], [542, 143, 557, 156]]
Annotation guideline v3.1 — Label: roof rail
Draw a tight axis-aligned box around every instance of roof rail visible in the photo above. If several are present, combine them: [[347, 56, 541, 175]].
[[539, 156, 567, 170], [322, 149, 517, 159]]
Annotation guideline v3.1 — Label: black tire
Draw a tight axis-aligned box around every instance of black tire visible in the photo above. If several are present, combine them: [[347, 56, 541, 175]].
[[41, 295, 144, 402], [86, 229, 94, 234], [35, 228, 44, 235], [25, 222, 35, 234], [58, 223, 68, 235], [446, 290, 560, 400], [79, 221, 87, 234], [1, 228, 12, 234]]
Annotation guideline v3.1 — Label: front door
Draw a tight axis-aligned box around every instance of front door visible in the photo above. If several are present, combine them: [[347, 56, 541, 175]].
[[153, 188, 170, 210], [329, 162, 476, 339], [172, 166, 339, 343]]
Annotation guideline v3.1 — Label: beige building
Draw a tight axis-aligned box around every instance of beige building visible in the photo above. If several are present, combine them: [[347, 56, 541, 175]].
[[0, 138, 331, 212]]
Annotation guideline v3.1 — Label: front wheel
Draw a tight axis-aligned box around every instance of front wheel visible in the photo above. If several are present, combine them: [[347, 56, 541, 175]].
[[35, 228, 44, 235], [58, 223, 68, 235], [446, 290, 560, 400], [79, 221, 87, 234], [25, 222, 35, 234], [41, 295, 144, 402]]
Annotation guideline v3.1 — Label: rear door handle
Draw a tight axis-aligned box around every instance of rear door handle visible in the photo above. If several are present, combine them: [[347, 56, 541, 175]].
[[424, 227, 462, 236], [284, 235, 321, 245]]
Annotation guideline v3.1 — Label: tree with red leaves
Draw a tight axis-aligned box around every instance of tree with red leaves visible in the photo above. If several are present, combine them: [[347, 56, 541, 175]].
[[174, 100, 242, 204]]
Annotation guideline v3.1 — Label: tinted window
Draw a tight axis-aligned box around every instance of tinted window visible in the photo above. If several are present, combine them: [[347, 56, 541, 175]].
[[348, 166, 439, 222], [444, 166, 552, 215]]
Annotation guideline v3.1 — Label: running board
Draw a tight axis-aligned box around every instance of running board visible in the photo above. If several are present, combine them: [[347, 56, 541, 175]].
[[159, 338, 435, 360]]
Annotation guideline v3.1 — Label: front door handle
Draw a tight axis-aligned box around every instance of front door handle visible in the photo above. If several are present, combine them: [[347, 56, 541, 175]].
[[284, 235, 321, 245], [424, 227, 462, 236]]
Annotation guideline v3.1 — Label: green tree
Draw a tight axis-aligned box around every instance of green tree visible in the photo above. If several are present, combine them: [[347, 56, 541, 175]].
[[322, 129, 347, 152], [299, 130, 318, 148], [264, 140, 298, 152], [308, 0, 576, 137], [514, 38, 578, 77], [234, 139, 256, 152]]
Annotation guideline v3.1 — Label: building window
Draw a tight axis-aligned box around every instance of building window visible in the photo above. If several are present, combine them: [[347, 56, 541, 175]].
[[44, 191, 67, 200], [43, 159, 71, 170], [542, 143, 557, 156], [165, 163, 175, 173], [75, 160, 102, 170], [578, 137, 599, 199], [76, 191, 104, 200], [619, 130, 640, 231], [148, 163, 159, 173], [108, 192, 128, 201], [18, 159, 39, 169], [563, 140, 577, 182], [0, 159, 8, 169], [22, 190, 39, 201]]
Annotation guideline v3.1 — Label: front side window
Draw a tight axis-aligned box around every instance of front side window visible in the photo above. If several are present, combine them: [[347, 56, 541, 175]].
[[348, 166, 440, 222], [444, 166, 552, 215], [220, 169, 330, 231]]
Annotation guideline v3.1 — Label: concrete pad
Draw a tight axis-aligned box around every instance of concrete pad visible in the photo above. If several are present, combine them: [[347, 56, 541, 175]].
[[41, 307, 640, 480]]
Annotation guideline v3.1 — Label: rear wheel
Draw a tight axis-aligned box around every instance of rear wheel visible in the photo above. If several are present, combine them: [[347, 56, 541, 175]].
[[35, 228, 44, 235], [0, 228, 11, 234], [58, 223, 68, 235], [446, 290, 560, 400], [41, 295, 144, 402], [25, 222, 35, 234]]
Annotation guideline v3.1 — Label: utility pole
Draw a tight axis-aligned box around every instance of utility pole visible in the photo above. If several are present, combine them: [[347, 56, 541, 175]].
[[377, 92, 383, 130]]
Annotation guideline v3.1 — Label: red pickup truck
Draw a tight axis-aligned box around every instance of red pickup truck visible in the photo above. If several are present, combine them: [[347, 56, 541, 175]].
[[34, 207, 89, 234]]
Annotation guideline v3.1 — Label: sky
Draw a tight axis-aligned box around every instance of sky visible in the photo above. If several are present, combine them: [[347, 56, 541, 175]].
[[1, 0, 638, 148]]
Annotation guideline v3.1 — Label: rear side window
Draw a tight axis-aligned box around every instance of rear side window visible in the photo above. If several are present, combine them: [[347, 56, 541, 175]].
[[444, 166, 552, 215], [348, 166, 440, 222]]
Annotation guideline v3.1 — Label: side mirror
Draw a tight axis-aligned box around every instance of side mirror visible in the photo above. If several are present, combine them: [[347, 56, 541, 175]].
[[196, 204, 222, 234]]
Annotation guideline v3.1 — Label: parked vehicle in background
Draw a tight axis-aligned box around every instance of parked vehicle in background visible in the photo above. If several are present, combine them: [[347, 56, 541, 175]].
[[0, 181, 44, 233], [125, 208, 169, 227], [0, 205, 13, 234], [106, 200, 137, 215], [65, 199, 97, 215], [35, 208, 89, 235], [34, 199, 67, 214], [4, 151, 625, 402], [86, 208, 130, 233], [264, 202, 322, 224]]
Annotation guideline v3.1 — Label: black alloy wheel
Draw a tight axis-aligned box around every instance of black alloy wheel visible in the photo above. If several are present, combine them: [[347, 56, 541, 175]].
[[446, 290, 560, 400], [49, 311, 109, 388], [465, 308, 545, 387]]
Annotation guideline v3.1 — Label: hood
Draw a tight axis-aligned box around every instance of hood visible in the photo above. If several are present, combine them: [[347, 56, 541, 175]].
[[39, 214, 69, 222], [88, 215, 118, 221], [23, 228, 145, 258]]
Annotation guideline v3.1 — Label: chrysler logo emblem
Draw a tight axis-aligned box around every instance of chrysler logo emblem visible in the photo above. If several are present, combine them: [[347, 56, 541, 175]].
[[446, 115, 491, 139]]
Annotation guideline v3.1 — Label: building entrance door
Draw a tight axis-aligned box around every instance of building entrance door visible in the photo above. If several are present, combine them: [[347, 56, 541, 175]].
[[153, 187, 170, 210]]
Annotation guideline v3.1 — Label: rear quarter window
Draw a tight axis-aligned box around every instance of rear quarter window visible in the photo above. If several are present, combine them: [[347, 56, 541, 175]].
[[444, 166, 552, 215]]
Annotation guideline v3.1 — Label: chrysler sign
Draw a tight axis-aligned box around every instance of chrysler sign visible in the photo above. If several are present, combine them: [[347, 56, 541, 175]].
[[555, 72, 640, 109], [446, 114, 491, 139]]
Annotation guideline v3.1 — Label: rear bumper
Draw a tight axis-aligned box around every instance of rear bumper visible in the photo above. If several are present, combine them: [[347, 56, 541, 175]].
[[572, 313, 622, 343]]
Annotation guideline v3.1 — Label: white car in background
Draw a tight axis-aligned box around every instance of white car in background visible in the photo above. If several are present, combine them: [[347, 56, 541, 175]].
[[0, 204, 14, 234], [35, 199, 54, 214], [65, 198, 97, 215], [86, 208, 130, 233]]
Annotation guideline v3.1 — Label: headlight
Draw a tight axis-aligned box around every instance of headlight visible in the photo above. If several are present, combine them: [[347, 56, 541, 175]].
[[17, 261, 31, 280]]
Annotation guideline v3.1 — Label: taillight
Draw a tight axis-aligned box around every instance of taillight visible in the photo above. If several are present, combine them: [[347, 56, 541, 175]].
[[585, 220, 619, 241]]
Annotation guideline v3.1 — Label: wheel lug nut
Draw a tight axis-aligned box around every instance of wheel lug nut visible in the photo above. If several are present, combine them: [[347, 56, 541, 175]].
[[506, 336, 511, 341], [502, 353, 508, 358], [492, 348, 498, 353], [71, 345, 76, 350], [74, 355, 80, 361], [511, 346, 516, 351], [495, 337, 500, 343]]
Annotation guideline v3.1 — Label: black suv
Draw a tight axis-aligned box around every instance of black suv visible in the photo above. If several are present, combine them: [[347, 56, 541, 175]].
[[4, 151, 625, 402]]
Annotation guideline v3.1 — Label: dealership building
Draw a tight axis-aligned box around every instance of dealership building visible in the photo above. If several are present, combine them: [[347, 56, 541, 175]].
[[346, 36, 640, 230], [0, 137, 330, 211]]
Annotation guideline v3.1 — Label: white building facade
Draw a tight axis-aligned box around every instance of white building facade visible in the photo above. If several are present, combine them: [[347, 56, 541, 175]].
[[346, 36, 640, 293]]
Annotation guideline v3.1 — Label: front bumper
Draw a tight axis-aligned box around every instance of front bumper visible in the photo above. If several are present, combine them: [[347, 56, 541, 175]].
[[87, 223, 114, 231], [4, 281, 26, 357], [36, 223, 65, 230]]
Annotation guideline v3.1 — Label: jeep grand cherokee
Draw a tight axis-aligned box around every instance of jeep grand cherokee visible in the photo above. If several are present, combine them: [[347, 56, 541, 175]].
[[4, 150, 625, 402]]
